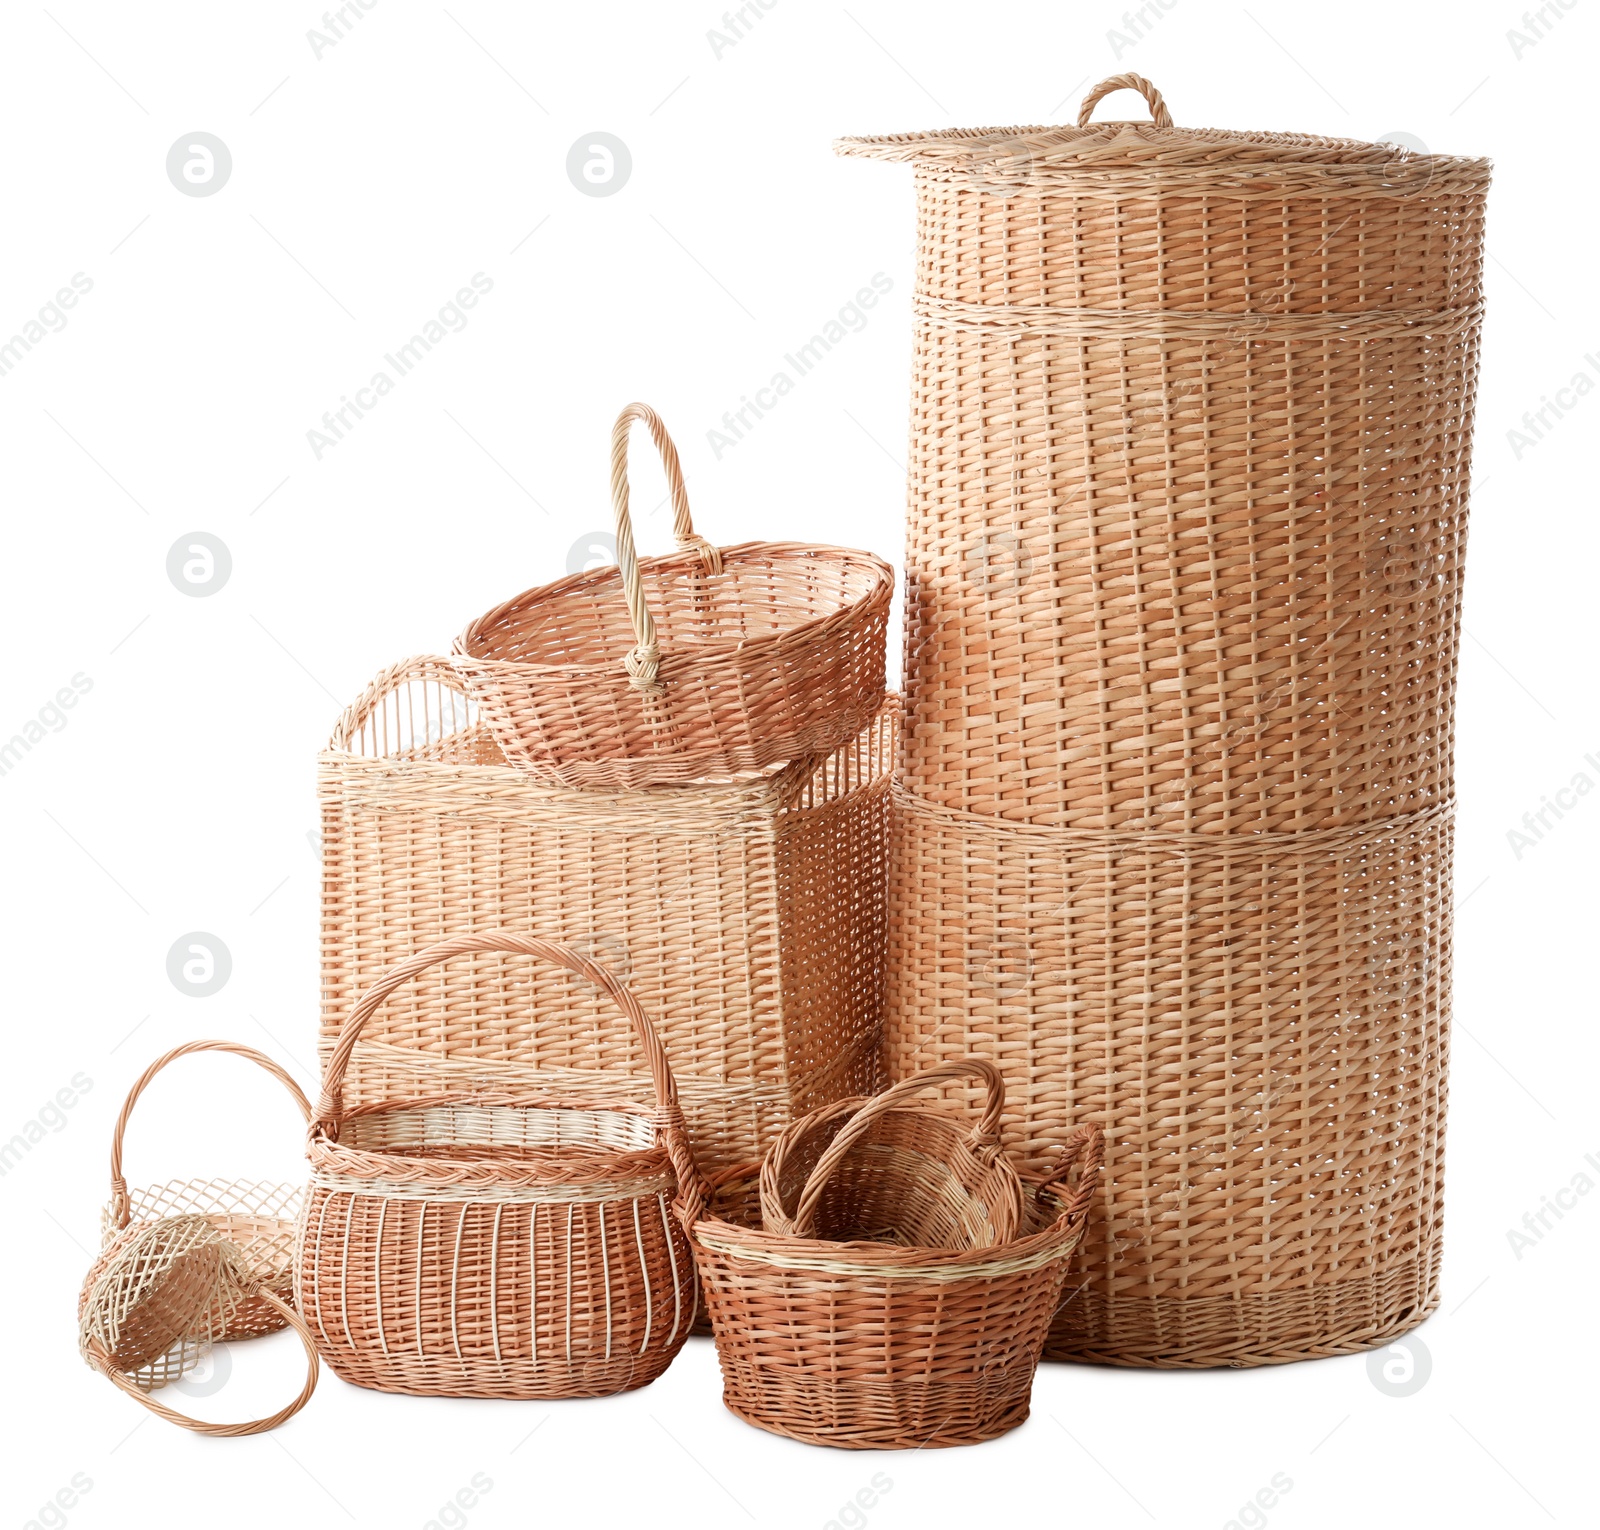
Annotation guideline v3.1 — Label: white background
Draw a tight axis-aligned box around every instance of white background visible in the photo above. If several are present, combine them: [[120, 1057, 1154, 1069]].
[[2, 1, 1594, 1526]]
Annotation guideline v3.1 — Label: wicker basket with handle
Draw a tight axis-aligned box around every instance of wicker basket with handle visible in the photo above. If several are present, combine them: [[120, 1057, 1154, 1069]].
[[687, 1063, 1102, 1449], [839, 74, 1490, 834], [318, 656, 892, 1174], [298, 929, 702, 1399], [453, 402, 892, 787]]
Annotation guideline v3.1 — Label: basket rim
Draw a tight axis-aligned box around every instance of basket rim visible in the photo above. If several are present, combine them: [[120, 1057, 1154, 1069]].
[[453, 538, 894, 675]]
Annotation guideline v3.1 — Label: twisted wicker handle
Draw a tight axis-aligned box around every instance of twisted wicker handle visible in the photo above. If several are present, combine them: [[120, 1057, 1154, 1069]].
[[1077, 73, 1172, 129], [773, 1060, 1009, 1239], [610, 402, 723, 694], [314, 929, 701, 1203], [86, 1288, 320, 1437], [1034, 1124, 1106, 1231], [109, 1042, 311, 1230]]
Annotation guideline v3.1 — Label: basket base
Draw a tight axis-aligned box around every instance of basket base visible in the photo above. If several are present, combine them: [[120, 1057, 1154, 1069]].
[[718, 1380, 1033, 1451], [316, 1346, 682, 1400], [1046, 1259, 1439, 1369]]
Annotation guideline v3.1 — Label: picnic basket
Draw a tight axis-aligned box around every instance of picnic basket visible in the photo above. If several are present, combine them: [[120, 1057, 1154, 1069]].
[[687, 1063, 1103, 1448], [318, 657, 892, 1174], [453, 402, 892, 787], [839, 74, 1490, 833], [298, 929, 702, 1399]]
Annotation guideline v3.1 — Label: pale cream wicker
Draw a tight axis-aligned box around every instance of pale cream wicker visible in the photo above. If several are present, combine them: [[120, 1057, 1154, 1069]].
[[318, 657, 892, 1174], [453, 402, 892, 787], [298, 929, 701, 1399]]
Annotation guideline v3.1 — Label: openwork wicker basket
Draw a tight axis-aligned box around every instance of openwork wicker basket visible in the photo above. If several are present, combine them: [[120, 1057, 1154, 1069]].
[[298, 930, 702, 1399], [319, 656, 892, 1174], [453, 402, 892, 787], [888, 786, 1452, 1367], [688, 1064, 1102, 1448], [839, 74, 1490, 834], [79, 1042, 321, 1434]]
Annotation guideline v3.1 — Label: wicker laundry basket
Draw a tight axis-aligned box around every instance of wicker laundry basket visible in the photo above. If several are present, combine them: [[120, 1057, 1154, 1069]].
[[888, 786, 1452, 1368], [299, 930, 702, 1399], [453, 402, 892, 787], [688, 1066, 1102, 1448], [318, 657, 893, 1174], [839, 74, 1490, 833]]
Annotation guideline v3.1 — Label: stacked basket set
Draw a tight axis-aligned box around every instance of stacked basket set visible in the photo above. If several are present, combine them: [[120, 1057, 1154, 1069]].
[[79, 78, 1491, 1447]]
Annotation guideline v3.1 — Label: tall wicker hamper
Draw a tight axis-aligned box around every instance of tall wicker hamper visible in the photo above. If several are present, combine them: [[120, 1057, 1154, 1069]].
[[318, 657, 892, 1174], [844, 76, 1485, 1367]]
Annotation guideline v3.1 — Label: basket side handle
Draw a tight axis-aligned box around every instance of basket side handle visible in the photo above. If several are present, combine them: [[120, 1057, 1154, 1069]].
[[1035, 1124, 1106, 1230], [610, 402, 722, 694], [85, 1289, 320, 1437], [776, 1059, 1008, 1239], [326, 655, 466, 753], [313, 929, 703, 1208], [1077, 74, 1172, 129], [109, 1042, 311, 1230]]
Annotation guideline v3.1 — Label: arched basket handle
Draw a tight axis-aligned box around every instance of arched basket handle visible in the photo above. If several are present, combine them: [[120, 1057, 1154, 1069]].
[[109, 1041, 311, 1231], [1077, 73, 1172, 129], [86, 1288, 320, 1437], [610, 402, 722, 694], [763, 1059, 1008, 1239]]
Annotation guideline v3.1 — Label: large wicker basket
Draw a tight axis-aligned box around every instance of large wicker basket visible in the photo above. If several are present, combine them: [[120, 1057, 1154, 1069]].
[[319, 657, 893, 1174], [839, 74, 1490, 834], [299, 930, 702, 1399], [888, 786, 1452, 1367], [688, 1065, 1102, 1449], [453, 402, 892, 788]]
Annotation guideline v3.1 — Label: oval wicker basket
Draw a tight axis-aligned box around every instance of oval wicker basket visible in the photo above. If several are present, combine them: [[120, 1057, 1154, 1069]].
[[298, 929, 702, 1400], [453, 402, 893, 787], [687, 1064, 1103, 1449]]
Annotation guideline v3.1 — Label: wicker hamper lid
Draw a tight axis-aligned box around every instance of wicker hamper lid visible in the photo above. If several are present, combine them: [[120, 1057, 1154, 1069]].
[[836, 72, 1491, 195]]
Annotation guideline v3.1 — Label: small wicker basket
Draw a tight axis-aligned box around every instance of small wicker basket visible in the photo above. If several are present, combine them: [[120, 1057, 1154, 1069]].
[[298, 929, 702, 1399], [687, 1063, 1102, 1449], [453, 402, 892, 787]]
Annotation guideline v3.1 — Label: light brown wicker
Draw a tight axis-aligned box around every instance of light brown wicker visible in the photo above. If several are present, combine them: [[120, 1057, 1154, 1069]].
[[80, 1041, 321, 1435], [452, 402, 893, 787], [103, 1041, 311, 1341], [687, 1065, 1103, 1449], [838, 74, 1490, 833], [318, 656, 892, 1174], [298, 929, 702, 1399], [887, 785, 1452, 1367]]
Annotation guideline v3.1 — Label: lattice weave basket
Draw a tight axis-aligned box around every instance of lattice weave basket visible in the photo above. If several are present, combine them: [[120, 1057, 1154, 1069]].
[[319, 657, 893, 1174], [299, 930, 702, 1399]]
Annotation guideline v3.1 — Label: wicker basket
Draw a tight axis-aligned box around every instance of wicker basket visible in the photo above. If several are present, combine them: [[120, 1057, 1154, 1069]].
[[318, 657, 892, 1174], [687, 1064, 1103, 1449], [299, 930, 703, 1399], [839, 74, 1490, 833], [452, 402, 892, 787], [102, 1041, 310, 1342], [888, 786, 1452, 1367], [79, 1041, 321, 1435]]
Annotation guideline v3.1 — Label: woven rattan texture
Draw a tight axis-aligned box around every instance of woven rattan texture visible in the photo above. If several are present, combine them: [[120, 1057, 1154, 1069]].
[[841, 90, 1489, 833], [299, 930, 702, 1399], [689, 1096, 1101, 1449], [319, 658, 892, 1173], [453, 404, 892, 787], [887, 785, 1452, 1367]]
